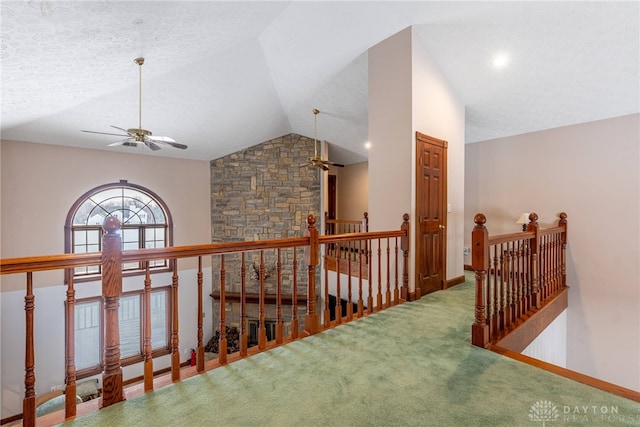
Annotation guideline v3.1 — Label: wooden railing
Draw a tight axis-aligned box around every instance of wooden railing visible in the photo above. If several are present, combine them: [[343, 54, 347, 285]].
[[325, 211, 368, 235], [324, 212, 369, 275], [0, 213, 409, 426], [471, 212, 568, 348]]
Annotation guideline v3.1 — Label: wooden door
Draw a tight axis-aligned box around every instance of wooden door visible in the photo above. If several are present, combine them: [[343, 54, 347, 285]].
[[328, 175, 337, 220], [415, 132, 447, 295]]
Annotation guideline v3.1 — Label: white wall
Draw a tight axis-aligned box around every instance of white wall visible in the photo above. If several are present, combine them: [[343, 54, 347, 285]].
[[464, 114, 640, 392], [522, 310, 567, 368], [0, 140, 213, 418]]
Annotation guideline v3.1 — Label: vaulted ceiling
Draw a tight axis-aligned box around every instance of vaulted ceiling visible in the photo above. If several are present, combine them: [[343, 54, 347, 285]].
[[1, 1, 638, 164]]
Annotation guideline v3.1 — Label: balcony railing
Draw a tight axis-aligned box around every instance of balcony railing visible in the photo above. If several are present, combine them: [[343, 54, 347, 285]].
[[470, 212, 568, 349], [0, 213, 409, 426]]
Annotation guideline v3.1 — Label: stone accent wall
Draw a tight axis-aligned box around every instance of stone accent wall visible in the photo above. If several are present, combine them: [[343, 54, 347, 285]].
[[209, 133, 321, 335]]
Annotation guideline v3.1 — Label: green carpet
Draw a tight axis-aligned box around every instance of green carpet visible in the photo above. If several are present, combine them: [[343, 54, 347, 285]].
[[63, 276, 640, 426]]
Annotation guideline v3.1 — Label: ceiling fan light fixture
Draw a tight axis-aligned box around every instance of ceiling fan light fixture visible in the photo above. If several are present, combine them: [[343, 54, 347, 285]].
[[305, 108, 344, 171], [80, 57, 187, 151]]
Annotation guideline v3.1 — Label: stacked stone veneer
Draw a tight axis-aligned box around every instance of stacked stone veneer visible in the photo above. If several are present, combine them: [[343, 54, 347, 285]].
[[210, 133, 321, 336]]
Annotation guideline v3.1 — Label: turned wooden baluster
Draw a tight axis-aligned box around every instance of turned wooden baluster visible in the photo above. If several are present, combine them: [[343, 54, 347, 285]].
[[376, 239, 382, 311], [515, 241, 524, 320], [276, 249, 283, 344], [493, 246, 500, 336], [540, 234, 548, 300], [323, 243, 331, 328], [346, 244, 353, 322], [357, 239, 364, 317], [385, 238, 391, 308], [143, 262, 153, 391], [401, 213, 409, 301], [393, 237, 399, 305], [219, 255, 228, 362], [101, 216, 124, 407], [304, 215, 320, 335], [367, 239, 374, 314], [171, 262, 180, 381], [258, 251, 267, 349], [559, 213, 568, 289], [291, 250, 299, 339], [197, 256, 205, 372], [500, 244, 509, 330], [64, 270, 77, 418], [471, 213, 490, 348], [527, 213, 540, 308], [23, 272, 36, 427], [335, 243, 342, 325], [240, 253, 248, 356]]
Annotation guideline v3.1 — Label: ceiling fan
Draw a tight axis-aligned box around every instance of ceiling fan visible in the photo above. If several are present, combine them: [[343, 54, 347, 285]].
[[81, 58, 187, 151], [306, 108, 344, 171]]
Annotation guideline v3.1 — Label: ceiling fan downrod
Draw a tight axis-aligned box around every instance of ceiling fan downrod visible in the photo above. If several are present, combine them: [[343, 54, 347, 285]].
[[313, 108, 320, 158], [131, 57, 147, 137]]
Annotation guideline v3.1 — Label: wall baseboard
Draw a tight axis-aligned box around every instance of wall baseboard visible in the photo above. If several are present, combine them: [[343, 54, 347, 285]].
[[445, 275, 465, 289]]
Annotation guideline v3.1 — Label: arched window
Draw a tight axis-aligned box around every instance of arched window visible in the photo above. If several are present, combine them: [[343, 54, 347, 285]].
[[65, 180, 173, 278], [65, 181, 173, 376]]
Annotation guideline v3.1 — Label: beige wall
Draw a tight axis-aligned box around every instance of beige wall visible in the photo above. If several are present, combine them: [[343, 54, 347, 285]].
[[0, 139, 212, 417], [464, 114, 640, 391], [411, 30, 466, 282], [368, 26, 466, 294], [1, 140, 211, 260], [336, 161, 368, 221]]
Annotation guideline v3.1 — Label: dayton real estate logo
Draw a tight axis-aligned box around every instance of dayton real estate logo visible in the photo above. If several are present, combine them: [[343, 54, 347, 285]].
[[529, 400, 560, 426]]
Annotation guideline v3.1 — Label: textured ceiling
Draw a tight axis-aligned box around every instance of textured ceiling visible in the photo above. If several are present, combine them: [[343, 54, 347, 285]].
[[1, 1, 638, 164]]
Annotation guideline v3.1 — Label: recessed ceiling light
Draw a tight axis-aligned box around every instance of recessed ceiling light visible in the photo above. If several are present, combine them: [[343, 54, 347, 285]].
[[365, 142, 371, 149], [491, 54, 508, 68]]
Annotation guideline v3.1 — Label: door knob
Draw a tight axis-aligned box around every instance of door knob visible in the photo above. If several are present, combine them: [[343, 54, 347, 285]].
[[438, 224, 445, 229]]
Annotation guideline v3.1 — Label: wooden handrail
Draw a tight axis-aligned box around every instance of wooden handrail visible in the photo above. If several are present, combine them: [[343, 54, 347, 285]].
[[471, 212, 568, 349], [1, 212, 409, 426]]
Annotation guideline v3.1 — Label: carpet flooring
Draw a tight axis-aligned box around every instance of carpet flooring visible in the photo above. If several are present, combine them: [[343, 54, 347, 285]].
[[62, 276, 640, 426]]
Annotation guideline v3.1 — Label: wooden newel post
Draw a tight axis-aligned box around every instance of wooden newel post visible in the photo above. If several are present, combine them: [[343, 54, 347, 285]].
[[304, 215, 320, 335], [558, 212, 567, 288], [400, 213, 410, 301], [471, 213, 490, 348], [526, 213, 540, 308], [101, 215, 124, 407]]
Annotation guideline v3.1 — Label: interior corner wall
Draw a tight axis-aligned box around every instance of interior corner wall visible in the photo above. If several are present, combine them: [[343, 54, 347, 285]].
[[368, 27, 413, 232], [368, 26, 466, 293], [368, 27, 414, 289], [410, 30, 465, 282], [463, 113, 640, 392]]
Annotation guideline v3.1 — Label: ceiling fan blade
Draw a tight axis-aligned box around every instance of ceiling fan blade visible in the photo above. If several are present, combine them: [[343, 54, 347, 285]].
[[164, 141, 188, 150], [142, 140, 162, 151], [324, 161, 345, 168], [82, 129, 129, 137], [110, 125, 135, 136], [148, 135, 188, 150], [147, 135, 176, 143], [107, 138, 136, 147]]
